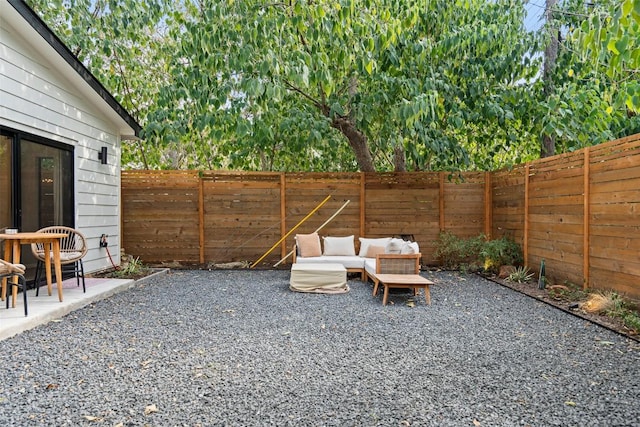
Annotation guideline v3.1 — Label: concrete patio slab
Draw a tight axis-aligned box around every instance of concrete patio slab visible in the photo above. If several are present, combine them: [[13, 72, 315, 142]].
[[0, 271, 168, 341]]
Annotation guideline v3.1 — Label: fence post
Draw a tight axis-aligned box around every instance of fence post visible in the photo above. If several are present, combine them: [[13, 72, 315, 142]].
[[281, 173, 287, 260], [198, 175, 205, 264], [439, 172, 445, 232], [360, 172, 365, 237], [524, 164, 530, 267], [583, 147, 590, 290], [484, 171, 492, 239]]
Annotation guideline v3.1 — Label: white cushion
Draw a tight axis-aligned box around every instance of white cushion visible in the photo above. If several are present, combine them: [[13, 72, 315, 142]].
[[400, 241, 420, 254], [385, 238, 405, 254], [358, 237, 392, 257], [364, 257, 377, 276], [323, 235, 356, 256], [295, 255, 365, 269]]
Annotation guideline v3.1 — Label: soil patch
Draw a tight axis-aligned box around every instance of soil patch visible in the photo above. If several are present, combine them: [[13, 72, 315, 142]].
[[486, 273, 640, 342]]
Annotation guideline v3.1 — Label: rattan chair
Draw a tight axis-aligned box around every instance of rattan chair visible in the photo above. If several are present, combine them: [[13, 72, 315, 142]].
[[0, 259, 28, 316], [31, 226, 87, 296], [371, 253, 422, 297]]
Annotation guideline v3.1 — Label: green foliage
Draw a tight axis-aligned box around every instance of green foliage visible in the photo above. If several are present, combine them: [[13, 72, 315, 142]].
[[507, 266, 535, 283], [433, 231, 484, 270], [571, 0, 640, 113], [434, 232, 522, 272], [479, 235, 523, 271], [25, 0, 640, 172], [111, 256, 150, 278], [26, 0, 544, 172], [604, 293, 640, 334], [548, 281, 590, 302]]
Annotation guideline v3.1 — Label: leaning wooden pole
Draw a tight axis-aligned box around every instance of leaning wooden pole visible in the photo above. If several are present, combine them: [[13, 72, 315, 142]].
[[250, 195, 332, 268], [273, 199, 351, 267]]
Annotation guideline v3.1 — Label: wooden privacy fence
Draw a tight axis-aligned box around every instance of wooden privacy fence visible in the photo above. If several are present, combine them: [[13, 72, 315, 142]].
[[121, 133, 640, 298], [121, 171, 489, 267], [492, 133, 640, 298]]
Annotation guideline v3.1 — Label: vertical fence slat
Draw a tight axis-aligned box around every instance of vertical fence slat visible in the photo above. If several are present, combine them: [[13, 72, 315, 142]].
[[524, 164, 530, 266], [583, 147, 590, 290], [439, 172, 445, 232], [199, 176, 204, 264], [359, 172, 365, 238], [280, 173, 286, 260], [484, 172, 492, 239]]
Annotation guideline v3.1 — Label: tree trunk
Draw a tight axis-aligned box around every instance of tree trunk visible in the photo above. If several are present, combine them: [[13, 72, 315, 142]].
[[393, 143, 406, 172], [331, 116, 376, 172], [542, 0, 558, 158]]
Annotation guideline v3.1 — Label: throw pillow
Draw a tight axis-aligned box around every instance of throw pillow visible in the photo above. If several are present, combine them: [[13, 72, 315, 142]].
[[295, 232, 322, 257], [385, 238, 405, 254], [365, 245, 386, 258], [358, 237, 392, 257], [400, 241, 420, 254], [323, 235, 356, 256]]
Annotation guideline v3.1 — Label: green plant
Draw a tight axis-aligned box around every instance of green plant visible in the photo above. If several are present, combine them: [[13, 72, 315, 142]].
[[548, 281, 590, 302], [434, 232, 486, 270], [603, 293, 640, 334], [507, 266, 535, 283], [114, 256, 147, 278], [479, 235, 523, 271]]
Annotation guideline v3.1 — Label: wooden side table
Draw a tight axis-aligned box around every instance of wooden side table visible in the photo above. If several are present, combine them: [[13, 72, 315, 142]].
[[374, 273, 434, 306]]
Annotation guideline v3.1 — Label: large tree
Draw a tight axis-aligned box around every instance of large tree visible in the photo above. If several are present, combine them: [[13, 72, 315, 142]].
[[29, 0, 539, 171], [533, 0, 640, 155], [145, 0, 539, 171]]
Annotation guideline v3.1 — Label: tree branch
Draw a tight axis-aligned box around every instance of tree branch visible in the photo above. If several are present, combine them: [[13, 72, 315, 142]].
[[283, 79, 326, 112]]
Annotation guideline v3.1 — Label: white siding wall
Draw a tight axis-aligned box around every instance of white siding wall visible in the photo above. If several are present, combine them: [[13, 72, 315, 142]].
[[1, 22, 123, 273]]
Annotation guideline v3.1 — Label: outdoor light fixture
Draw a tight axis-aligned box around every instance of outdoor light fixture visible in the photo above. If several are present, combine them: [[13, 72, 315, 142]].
[[98, 146, 108, 164]]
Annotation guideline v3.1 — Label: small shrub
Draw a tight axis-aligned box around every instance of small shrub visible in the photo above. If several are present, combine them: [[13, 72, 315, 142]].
[[507, 266, 535, 283], [112, 256, 150, 279], [434, 232, 523, 273], [434, 232, 485, 270], [479, 235, 523, 272], [602, 293, 640, 334], [548, 281, 589, 302]]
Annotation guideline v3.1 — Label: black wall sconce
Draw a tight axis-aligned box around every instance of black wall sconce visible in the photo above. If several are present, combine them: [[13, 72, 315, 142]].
[[98, 146, 108, 164]]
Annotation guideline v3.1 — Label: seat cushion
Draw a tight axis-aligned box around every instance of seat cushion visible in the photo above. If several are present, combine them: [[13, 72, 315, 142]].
[[364, 258, 377, 276], [295, 255, 365, 269]]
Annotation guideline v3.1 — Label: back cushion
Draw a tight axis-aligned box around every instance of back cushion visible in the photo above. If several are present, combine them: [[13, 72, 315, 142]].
[[323, 235, 356, 256], [295, 233, 322, 257]]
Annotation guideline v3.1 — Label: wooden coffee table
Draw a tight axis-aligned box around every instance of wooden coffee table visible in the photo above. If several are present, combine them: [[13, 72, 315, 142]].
[[375, 274, 434, 306]]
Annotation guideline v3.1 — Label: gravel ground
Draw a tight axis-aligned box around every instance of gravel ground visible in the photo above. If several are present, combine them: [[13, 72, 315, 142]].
[[0, 270, 638, 427]]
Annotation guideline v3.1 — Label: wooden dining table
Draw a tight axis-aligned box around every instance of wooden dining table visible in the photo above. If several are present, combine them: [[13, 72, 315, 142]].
[[0, 232, 68, 306]]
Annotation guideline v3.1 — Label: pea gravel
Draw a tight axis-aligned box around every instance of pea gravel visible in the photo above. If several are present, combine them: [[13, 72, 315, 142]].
[[0, 270, 638, 426]]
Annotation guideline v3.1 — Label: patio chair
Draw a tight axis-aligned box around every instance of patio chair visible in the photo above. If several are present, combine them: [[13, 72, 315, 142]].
[[31, 226, 87, 296], [0, 259, 28, 316], [371, 253, 422, 297]]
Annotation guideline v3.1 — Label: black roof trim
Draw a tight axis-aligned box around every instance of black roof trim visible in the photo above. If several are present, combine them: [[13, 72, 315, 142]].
[[8, 0, 142, 136]]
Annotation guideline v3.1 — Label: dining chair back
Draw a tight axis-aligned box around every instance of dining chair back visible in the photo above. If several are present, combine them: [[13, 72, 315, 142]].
[[30, 226, 87, 295]]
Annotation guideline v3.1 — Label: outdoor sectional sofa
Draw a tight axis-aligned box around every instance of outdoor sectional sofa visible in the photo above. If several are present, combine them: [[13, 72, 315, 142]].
[[291, 233, 421, 283]]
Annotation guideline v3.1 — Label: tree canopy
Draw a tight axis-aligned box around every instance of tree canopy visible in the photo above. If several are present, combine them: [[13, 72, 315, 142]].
[[25, 0, 640, 171]]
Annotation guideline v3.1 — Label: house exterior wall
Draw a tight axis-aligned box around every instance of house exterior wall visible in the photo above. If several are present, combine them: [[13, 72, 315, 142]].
[[1, 15, 123, 273]]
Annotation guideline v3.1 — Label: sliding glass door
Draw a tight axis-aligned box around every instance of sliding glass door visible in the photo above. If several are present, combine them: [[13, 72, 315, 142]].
[[0, 128, 74, 280], [0, 134, 12, 231], [19, 139, 73, 231]]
